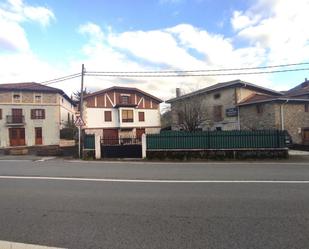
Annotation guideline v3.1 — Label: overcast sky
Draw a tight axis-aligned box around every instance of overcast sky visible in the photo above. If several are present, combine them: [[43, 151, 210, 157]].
[[1, 0, 309, 100]]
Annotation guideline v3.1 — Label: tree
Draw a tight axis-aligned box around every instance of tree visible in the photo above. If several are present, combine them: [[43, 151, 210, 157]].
[[176, 97, 208, 132], [72, 88, 91, 111], [161, 105, 172, 130]]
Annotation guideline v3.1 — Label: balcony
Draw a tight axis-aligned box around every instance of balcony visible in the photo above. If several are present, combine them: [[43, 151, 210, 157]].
[[6, 115, 25, 126]]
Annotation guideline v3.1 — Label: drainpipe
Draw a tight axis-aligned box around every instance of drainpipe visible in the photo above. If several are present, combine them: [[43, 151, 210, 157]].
[[237, 106, 241, 130], [280, 100, 289, 130]]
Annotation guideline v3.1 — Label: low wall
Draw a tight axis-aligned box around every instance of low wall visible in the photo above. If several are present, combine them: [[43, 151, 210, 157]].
[[146, 148, 289, 160]]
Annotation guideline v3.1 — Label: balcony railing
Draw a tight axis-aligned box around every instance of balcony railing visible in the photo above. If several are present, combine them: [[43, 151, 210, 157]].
[[6, 115, 25, 125], [122, 118, 134, 123]]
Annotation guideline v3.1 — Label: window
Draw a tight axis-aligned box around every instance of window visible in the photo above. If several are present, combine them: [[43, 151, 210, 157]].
[[213, 105, 223, 122], [138, 112, 145, 122], [305, 104, 309, 112], [214, 93, 221, 99], [0, 109, 2, 120], [13, 94, 20, 102], [256, 104, 263, 114], [122, 110, 133, 122], [35, 95, 41, 103], [31, 109, 45, 119], [216, 127, 222, 131], [104, 111, 112, 122], [121, 95, 130, 104]]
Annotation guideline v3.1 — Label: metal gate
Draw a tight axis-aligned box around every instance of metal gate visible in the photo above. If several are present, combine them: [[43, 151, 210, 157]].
[[101, 137, 142, 158]]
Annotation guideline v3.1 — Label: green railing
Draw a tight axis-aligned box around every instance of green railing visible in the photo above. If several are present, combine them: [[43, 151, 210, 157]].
[[146, 130, 287, 150]]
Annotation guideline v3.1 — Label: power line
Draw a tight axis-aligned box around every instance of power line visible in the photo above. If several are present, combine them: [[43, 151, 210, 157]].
[[85, 62, 309, 74], [84, 67, 309, 78], [40, 73, 81, 84], [43, 74, 81, 85]]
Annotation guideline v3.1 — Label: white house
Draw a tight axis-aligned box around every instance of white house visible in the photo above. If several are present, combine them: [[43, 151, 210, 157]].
[[0, 82, 76, 150], [83, 86, 162, 142]]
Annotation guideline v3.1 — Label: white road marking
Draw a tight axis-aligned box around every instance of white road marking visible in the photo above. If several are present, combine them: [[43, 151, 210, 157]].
[[0, 240, 66, 249], [0, 175, 309, 183], [35, 157, 56, 162], [67, 160, 309, 165]]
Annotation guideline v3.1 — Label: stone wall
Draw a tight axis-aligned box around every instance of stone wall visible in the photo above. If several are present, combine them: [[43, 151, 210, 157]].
[[239, 103, 278, 130], [282, 103, 309, 144], [171, 87, 259, 131]]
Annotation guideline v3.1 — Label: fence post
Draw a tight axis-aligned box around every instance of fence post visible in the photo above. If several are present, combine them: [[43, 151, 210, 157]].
[[142, 133, 147, 159], [95, 134, 101, 159]]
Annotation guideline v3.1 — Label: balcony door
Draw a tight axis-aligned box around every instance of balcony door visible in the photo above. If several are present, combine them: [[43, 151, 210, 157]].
[[9, 128, 25, 146], [12, 108, 23, 123]]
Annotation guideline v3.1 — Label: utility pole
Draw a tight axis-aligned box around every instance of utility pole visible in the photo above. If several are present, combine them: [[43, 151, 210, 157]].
[[78, 64, 85, 159]]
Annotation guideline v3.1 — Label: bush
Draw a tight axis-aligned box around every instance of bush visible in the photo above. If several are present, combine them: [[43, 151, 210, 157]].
[[60, 128, 77, 140]]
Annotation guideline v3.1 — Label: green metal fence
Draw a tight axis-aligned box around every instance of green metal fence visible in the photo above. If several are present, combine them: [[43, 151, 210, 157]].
[[146, 130, 287, 150], [84, 134, 95, 150]]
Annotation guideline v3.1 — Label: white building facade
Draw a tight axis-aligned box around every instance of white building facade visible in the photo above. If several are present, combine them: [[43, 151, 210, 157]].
[[0, 83, 76, 149], [83, 86, 162, 141]]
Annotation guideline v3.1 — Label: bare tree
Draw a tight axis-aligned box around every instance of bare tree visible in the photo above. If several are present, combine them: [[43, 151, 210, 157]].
[[176, 97, 207, 132]]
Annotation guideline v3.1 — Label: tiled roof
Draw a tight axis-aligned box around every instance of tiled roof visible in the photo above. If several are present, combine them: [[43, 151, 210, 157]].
[[238, 93, 309, 106], [284, 80, 309, 97], [166, 79, 283, 103], [0, 82, 75, 105], [84, 86, 163, 103], [0, 82, 62, 92]]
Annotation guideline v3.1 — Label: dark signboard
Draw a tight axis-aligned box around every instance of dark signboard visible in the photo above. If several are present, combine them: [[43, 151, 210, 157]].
[[226, 107, 238, 117]]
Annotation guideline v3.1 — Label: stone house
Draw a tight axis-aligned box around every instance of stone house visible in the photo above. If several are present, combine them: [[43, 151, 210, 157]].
[[83, 86, 162, 142], [167, 80, 283, 131], [0, 83, 76, 151], [238, 79, 309, 145]]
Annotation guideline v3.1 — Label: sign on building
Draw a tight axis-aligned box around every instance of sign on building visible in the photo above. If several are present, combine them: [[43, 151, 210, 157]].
[[225, 107, 238, 117]]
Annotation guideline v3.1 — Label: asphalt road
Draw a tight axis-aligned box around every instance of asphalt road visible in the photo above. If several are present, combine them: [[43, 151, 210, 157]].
[[0, 159, 308, 249]]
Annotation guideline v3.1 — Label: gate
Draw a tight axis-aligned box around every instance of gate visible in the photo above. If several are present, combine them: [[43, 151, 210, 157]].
[[101, 136, 142, 158]]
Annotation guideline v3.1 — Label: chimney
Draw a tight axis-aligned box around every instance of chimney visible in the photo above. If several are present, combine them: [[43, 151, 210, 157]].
[[176, 88, 181, 97], [306, 78, 308, 82]]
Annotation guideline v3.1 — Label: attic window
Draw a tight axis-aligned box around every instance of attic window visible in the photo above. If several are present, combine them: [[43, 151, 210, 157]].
[[121, 95, 130, 104], [214, 93, 221, 99], [35, 95, 41, 103], [13, 94, 20, 102]]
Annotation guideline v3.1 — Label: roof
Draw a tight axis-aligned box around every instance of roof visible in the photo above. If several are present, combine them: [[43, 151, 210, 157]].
[[284, 79, 309, 97], [166, 79, 283, 103], [237, 93, 309, 106], [84, 86, 163, 103], [0, 82, 76, 105]]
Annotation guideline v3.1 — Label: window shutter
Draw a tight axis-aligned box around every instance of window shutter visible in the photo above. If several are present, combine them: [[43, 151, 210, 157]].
[[0, 109, 2, 120], [42, 109, 45, 119], [31, 109, 35, 119]]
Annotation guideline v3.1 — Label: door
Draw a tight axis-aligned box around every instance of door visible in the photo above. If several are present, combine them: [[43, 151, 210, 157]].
[[9, 128, 25, 146], [35, 127, 42, 145], [303, 128, 309, 145], [103, 129, 119, 145], [12, 109, 23, 123], [136, 128, 145, 141]]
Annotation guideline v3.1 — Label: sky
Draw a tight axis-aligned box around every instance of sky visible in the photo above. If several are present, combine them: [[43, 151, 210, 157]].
[[1, 0, 309, 101]]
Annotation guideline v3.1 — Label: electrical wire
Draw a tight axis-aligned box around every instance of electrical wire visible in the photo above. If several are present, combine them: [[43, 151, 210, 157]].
[[84, 67, 309, 78], [85, 62, 309, 74], [40, 73, 81, 84]]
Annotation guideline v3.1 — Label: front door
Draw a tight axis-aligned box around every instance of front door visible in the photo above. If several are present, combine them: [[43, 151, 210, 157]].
[[35, 127, 42, 145], [9, 128, 25, 146], [303, 128, 309, 145], [103, 129, 119, 145], [136, 128, 145, 141]]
